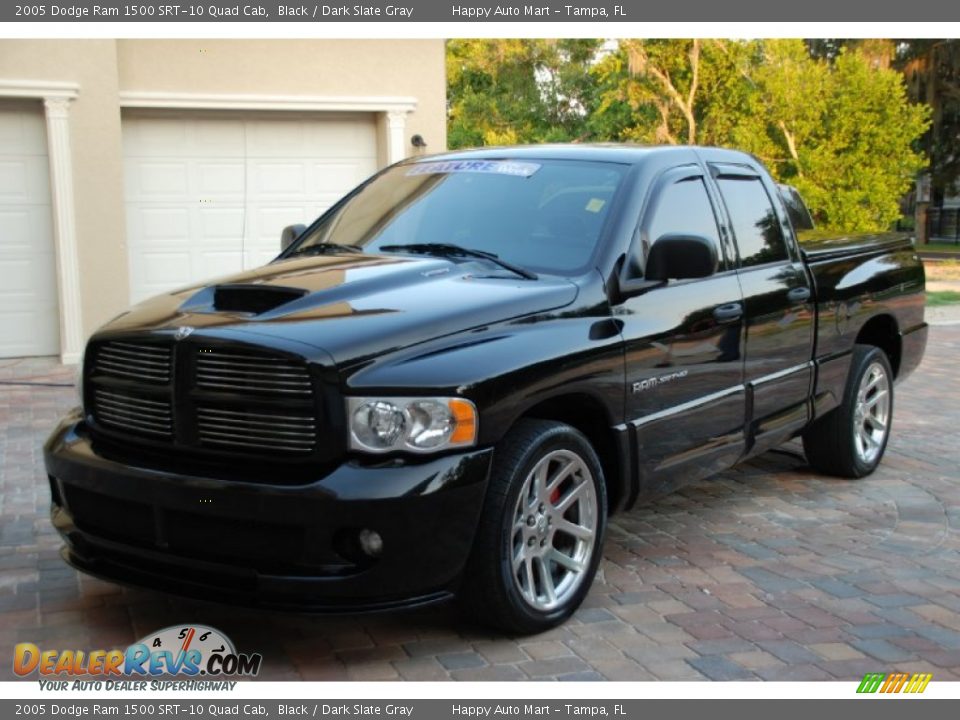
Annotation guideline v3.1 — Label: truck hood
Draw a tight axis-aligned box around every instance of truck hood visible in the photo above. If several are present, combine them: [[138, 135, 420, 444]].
[[99, 253, 579, 366]]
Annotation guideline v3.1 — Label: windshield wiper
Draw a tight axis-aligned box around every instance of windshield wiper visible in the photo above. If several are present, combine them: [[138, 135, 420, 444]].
[[287, 242, 363, 256], [379, 243, 538, 280]]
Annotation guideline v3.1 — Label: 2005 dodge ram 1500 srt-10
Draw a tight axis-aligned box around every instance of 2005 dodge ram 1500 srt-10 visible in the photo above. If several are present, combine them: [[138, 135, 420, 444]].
[[45, 145, 927, 632]]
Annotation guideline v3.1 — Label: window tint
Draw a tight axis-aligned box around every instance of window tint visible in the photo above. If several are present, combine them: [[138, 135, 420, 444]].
[[717, 177, 789, 267], [644, 176, 721, 260], [291, 159, 626, 275]]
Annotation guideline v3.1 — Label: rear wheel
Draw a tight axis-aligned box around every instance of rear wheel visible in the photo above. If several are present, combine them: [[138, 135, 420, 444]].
[[803, 344, 894, 478], [461, 419, 607, 633]]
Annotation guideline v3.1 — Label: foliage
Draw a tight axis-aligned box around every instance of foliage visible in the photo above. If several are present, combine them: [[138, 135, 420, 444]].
[[725, 41, 930, 232], [446, 39, 602, 148], [445, 38, 931, 233]]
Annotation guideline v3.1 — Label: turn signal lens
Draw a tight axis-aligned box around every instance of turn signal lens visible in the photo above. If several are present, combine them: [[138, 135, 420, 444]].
[[448, 398, 478, 445], [347, 396, 478, 454]]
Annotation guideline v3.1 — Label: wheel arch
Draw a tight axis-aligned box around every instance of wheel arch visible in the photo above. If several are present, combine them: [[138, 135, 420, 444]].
[[855, 313, 901, 378], [512, 392, 626, 515]]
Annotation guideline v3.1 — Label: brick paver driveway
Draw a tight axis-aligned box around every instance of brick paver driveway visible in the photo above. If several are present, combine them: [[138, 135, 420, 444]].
[[2, 327, 959, 682]]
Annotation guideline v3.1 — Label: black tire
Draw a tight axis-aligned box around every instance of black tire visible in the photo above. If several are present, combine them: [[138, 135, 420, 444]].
[[803, 344, 894, 478], [460, 419, 607, 634]]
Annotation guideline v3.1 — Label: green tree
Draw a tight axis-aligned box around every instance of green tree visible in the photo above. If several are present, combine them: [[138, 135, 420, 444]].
[[446, 39, 602, 148], [447, 38, 930, 232], [724, 41, 929, 231]]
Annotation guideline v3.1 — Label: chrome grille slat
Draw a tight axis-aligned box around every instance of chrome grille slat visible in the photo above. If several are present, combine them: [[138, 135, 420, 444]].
[[98, 415, 172, 437], [96, 358, 169, 375], [98, 410, 172, 431], [196, 367, 310, 380], [197, 351, 297, 363], [196, 402, 317, 453], [97, 349, 170, 365], [197, 358, 304, 371], [96, 398, 171, 419], [198, 428, 314, 444], [96, 390, 170, 409], [196, 407, 316, 422], [196, 436, 314, 452], [195, 382, 312, 394], [195, 346, 312, 399], [92, 385, 173, 438], [92, 341, 172, 386], [196, 425, 315, 439], [196, 415, 315, 431]]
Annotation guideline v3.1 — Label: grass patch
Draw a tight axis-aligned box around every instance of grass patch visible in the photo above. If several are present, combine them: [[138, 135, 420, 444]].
[[919, 241, 960, 253], [927, 290, 960, 307]]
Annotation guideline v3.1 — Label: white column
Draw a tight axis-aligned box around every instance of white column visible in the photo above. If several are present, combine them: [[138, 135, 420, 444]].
[[385, 110, 410, 165], [43, 97, 84, 365]]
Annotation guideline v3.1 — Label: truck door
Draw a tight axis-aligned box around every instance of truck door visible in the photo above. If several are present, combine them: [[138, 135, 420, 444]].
[[706, 161, 815, 456], [617, 165, 747, 500]]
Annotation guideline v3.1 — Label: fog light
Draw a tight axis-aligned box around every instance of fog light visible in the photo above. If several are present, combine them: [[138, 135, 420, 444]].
[[358, 529, 383, 558]]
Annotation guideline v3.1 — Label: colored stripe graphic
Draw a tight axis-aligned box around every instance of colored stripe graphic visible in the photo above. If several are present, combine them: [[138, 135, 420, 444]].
[[858, 672, 932, 694]]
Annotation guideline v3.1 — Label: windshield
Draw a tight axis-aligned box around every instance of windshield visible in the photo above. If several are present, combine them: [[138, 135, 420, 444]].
[[287, 158, 627, 275]]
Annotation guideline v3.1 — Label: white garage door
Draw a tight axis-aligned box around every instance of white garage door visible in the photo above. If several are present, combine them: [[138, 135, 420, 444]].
[[0, 102, 59, 358], [123, 111, 379, 304]]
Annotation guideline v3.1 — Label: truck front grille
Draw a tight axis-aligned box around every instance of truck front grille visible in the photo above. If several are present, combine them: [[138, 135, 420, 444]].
[[195, 348, 313, 396], [93, 389, 173, 439], [94, 341, 171, 384], [87, 338, 319, 458], [196, 406, 316, 454]]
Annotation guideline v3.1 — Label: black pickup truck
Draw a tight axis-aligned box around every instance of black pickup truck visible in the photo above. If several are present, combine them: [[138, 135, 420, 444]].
[[45, 145, 927, 633]]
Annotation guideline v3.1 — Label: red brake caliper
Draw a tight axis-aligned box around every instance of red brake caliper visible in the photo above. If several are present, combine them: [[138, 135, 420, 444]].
[[549, 486, 561, 506]]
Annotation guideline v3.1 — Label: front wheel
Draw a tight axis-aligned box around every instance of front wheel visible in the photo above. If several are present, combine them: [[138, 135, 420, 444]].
[[461, 419, 607, 633], [803, 344, 894, 478]]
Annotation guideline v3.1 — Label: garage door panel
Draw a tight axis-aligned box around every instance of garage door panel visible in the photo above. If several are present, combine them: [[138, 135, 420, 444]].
[[199, 207, 246, 239], [124, 112, 378, 304], [0, 106, 47, 155], [134, 207, 191, 241], [251, 161, 307, 197], [309, 161, 375, 194], [198, 162, 246, 196], [199, 250, 243, 279], [128, 160, 190, 198], [246, 119, 307, 156], [303, 118, 377, 156], [0, 156, 51, 204], [254, 206, 312, 238], [141, 252, 192, 287], [0, 104, 58, 358]]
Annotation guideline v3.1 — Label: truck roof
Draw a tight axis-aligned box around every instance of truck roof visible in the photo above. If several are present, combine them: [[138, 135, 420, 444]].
[[413, 144, 756, 166]]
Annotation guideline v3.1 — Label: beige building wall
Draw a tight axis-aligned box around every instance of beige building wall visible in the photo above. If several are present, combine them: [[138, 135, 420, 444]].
[[0, 39, 447, 356], [116, 40, 447, 158]]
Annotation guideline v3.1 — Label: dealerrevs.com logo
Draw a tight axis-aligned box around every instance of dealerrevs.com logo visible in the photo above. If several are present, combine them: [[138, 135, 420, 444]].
[[13, 624, 262, 683]]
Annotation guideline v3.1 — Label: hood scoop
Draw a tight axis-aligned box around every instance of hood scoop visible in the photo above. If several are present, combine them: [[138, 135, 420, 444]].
[[213, 284, 308, 315]]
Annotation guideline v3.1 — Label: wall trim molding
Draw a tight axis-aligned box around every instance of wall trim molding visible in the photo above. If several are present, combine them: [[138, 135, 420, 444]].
[[0, 79, 79, 100], [0, 79, 82, 365], [118, 91, 417, 114]]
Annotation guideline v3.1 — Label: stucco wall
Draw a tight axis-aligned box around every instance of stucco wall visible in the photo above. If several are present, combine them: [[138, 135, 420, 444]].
[[116, 39, 447, 157]]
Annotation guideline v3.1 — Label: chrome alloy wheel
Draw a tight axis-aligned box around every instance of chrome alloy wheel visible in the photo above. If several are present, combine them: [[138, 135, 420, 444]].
[[853, 361, 891, 466], [511, 449, 598, 612]]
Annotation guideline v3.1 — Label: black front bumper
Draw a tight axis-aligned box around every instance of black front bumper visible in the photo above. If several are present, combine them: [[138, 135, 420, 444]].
[[44, 411, 493, 612]]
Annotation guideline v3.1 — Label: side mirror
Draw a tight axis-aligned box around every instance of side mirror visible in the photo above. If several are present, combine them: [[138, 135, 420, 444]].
[[280, 223, 307, 252], [645, 234, 718, 281]]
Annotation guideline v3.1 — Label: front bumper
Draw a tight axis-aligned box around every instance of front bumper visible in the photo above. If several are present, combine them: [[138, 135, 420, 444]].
[[44, 411, 493, 612]]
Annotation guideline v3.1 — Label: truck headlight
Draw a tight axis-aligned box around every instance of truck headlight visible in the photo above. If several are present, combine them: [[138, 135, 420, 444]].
[[347, 397, 478, 453]]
